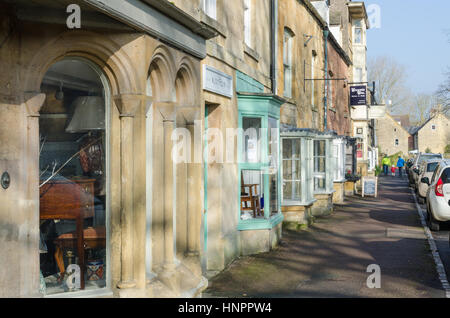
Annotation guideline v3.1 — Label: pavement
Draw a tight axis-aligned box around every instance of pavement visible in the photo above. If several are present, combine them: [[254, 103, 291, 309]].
[[203, 175, 445, 298]]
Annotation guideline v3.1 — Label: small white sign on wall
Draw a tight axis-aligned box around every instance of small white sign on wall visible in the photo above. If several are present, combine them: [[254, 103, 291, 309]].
[[203, 65, 233, 98]]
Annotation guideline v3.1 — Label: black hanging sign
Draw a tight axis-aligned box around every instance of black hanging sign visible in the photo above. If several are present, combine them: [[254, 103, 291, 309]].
[[350, 85, 366, 106]]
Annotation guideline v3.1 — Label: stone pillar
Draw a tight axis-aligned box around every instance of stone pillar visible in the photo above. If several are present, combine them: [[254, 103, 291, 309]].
[[25, 93, 46, 297], [163, 119, 176, 271], [114, 95, 141, 290], [186, 122, 201, 256]]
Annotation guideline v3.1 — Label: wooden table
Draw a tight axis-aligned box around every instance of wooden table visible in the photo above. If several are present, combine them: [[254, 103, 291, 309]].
[[40, 178, 96, 290]]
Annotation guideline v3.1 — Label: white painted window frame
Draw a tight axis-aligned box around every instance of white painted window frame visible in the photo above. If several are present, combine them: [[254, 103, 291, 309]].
[[203, 0, 217, 20], [333, 138, 347, 182], [244, 0, 251, 47], [283, 28, 293, 98], [280, 136, 315, 206]]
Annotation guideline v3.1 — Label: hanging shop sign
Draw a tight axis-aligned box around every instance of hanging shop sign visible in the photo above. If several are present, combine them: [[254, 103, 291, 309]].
[[203, 65, 233, 98], [350, 85, 366, 106]]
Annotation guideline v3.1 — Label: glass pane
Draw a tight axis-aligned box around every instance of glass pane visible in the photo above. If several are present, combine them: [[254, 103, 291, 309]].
[[314, 177, 326, 190], [355, 28, 362, 43], [314, 157, 326, 173], [283, 139, 292, 159], [283, 160, 292, 180], [293, 180, 301, 200], [294, 159, 301, 180], [283, 181, 292, 200], [268, 117, 279, 215], [314, 140, 325, 156], [241, 170, 264, 219], [242, 117, 261, 163], [268, 117, 278, 169], [39, 59, 107, 295]]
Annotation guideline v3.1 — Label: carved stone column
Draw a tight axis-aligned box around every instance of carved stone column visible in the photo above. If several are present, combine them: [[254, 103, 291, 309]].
[[114, 95, 142, 289], [24, 92, 46, 296], [186, 121, 201, 256], [163, 118, 176, 271]]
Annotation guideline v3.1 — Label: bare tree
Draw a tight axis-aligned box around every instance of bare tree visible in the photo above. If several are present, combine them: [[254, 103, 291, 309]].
[[367, 56, 412, 113], [408, 93, 437, 125], [436, 67, 450, 115]]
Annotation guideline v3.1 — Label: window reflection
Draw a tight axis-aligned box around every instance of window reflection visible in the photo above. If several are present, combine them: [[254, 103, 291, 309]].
[[39, 59, 107, 295]]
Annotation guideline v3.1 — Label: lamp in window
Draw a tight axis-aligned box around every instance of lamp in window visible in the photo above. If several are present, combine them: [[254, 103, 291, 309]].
[[65, 96, 105, 133]]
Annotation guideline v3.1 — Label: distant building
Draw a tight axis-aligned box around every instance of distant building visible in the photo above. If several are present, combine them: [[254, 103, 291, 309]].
[[375, 113, 410, 157], [409, 113, 450, 153]]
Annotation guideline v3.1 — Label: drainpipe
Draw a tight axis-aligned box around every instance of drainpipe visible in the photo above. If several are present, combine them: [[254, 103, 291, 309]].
[[270, 0, 278, 94], [323, 28, 329, 131]]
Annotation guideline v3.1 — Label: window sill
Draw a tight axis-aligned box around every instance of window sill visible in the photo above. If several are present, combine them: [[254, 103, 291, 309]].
[[333, 178, 347, 183], [237, 213, 284, 231], [200, 11, 227, 38], [314, 189, 336, 195], [244, 43, 260, 62], [44, 288, 113, 298], [282, 198, 317, 207]]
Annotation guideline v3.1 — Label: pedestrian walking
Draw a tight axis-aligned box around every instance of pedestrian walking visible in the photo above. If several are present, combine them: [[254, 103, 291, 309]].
[[397, 155, 405, 177], [391, 165, 396, 176], [382, 155, 391, 176]]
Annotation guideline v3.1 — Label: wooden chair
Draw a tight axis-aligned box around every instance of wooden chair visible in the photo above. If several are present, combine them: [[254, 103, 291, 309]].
[[240, 172, 263, 218]]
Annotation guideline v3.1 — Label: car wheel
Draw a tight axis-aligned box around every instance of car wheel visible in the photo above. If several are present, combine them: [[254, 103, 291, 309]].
[[428, 210, 440, 232]]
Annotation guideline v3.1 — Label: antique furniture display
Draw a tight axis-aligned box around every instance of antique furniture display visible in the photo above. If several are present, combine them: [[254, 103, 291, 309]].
[[39, 178, 105, 290]]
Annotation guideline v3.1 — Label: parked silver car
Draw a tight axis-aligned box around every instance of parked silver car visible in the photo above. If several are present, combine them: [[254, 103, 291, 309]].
[[416, 159, 442, 204], [423, 159, 450, 231], [410, 153, 443, 189]]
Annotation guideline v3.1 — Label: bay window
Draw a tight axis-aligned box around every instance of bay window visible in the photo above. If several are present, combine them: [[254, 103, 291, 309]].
[[238, 93, 284, 230], [280, 129, 315, 206], [313, 136, 335, 194], [333, 137, 347, 182]]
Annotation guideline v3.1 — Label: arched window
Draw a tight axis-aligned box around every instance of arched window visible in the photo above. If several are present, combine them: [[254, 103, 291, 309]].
[[39, 58, 109, 295]]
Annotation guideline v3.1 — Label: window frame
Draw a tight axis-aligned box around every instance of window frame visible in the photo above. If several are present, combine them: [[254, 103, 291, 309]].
[[283, 28, 294, 98], [312, 136, 335, 194], [333, 138, 347, 182], [203, 0, 217, 20], [237, 94, 284, 231], [280, 137, 315, 206], [244, 0, 251, 47]]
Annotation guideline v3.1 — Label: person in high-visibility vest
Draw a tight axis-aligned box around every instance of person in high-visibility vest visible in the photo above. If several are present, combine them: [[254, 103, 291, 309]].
[[381, 155, 391, 176]]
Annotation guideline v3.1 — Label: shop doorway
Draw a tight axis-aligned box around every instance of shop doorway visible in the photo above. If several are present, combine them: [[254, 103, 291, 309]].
[[38, 58, 110, 295]]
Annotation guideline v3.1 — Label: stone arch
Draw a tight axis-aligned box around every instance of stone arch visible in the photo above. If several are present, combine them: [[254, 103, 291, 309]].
[[175, 57, 199, 107], [22, 30, 142, 100], [148, 45, 177, 103]]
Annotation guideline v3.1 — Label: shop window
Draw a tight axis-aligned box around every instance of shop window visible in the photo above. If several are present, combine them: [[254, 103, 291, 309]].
[[242, 117, 261, 163], [39, 58, 108, 295], [238, 96, 283, 226]]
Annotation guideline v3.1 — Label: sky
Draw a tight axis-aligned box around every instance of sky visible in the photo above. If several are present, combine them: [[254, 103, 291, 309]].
[[366, 0, 450, 96]]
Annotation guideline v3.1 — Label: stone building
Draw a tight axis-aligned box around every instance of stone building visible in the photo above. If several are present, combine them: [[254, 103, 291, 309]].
[[0, 0, 219, 298], [0, 0, 291, 297], [376, 113, 411, 157], [171, 0, 285, 276], [410, 113, 450, 154], [0, 0, 368, 298]]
